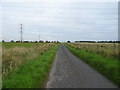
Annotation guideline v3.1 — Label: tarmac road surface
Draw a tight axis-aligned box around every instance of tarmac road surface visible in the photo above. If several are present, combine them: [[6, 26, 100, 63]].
[[46, 44, 117, 88]]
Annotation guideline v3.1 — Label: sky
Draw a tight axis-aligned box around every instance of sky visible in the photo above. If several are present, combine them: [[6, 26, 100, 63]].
[[0, 0, 119, 42]]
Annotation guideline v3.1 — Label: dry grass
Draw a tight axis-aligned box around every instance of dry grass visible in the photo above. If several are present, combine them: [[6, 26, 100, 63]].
[[3, 44, 59, 88], [68, 42, 120, 60], [2, 43, 56, 75]]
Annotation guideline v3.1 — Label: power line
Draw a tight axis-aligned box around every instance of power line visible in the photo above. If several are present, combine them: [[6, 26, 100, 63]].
[[39, 34, 40, 41], [20, 24, 23, 42], [2, 32, 5, 41]]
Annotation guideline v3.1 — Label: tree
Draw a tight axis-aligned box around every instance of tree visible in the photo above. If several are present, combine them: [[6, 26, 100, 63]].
[[2, 40, 5, 42], [10, 40, 14, 42], [67, 41, 71, 43]]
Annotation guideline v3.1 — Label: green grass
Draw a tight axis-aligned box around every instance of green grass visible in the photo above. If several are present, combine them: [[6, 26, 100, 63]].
[[2, 42, 57, 75], [3, 44, 59, 88], [66, 44, 119, 87]]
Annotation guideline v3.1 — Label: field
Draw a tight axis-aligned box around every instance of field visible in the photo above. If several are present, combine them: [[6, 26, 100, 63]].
[[67, 42, 120, 59], [2, 42, 120, 88], [2, 42, 59, 88], [66, 42, 119, 86]]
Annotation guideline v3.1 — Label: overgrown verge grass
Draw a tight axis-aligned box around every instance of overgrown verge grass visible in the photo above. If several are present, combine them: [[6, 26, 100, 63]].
[[2, 43, 55, 75], [3, 44, 59, 88], [66, 44, 119, 87]]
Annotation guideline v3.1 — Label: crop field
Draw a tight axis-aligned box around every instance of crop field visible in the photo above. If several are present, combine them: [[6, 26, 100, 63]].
[[66, 42, 120, 86], [2, 42, 59, 88], [67, 42, 120, 59]]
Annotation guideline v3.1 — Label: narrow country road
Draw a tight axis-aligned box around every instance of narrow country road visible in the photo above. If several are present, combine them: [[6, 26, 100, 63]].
[[46, 44, 117, 88]]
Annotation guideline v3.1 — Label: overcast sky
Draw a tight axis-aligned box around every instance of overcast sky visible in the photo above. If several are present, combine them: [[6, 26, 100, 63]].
[[0, 0, 118, 42]]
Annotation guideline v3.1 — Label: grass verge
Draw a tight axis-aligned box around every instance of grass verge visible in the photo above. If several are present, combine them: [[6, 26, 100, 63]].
[[2, 43, 55, 74], [66, 44, 119, 87], [3, 44, 59, 88]]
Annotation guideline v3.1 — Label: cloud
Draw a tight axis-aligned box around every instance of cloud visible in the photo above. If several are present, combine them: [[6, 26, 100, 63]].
[[1, 0, 119, 2], [1, 2, 118, 41]]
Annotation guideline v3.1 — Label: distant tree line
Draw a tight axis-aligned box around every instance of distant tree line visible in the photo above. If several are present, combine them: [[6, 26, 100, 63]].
[[2, 40, 120, 43], [74, 41, 120, 43], [75, 41, 96, 43], [2, 40, 60, 43], [97, 41, 120, 43]]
